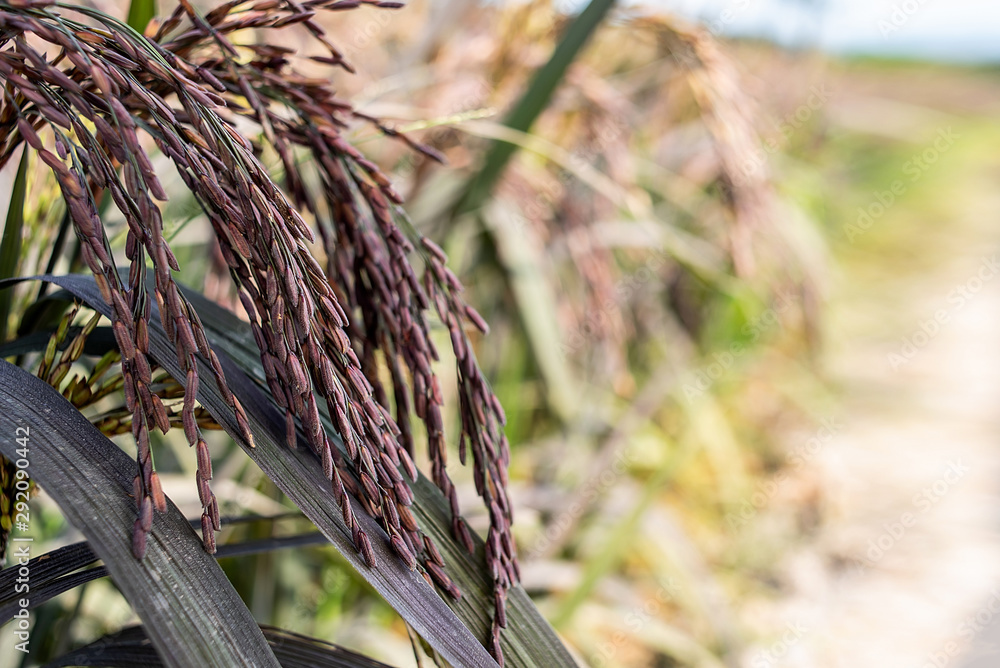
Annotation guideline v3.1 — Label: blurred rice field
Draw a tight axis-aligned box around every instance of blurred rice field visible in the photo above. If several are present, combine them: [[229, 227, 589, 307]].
[[6, 1, 1000, 666]]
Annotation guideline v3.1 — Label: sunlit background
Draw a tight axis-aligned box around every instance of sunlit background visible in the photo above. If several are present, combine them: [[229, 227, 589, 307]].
[[2, 0, 1000, 666], [600, 0, 1000, 62]]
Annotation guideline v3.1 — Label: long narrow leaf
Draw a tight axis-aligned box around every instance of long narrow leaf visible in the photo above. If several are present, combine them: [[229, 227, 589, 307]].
[[4, 274, 578, 666], [179, 284, 579, 668], [455, 0, 617, 215], [0, 325, 116, 358], [45, 625, 394, 668], [0, 275, 505, 668], [447, 0, 615, 428], [0, 150, 28, 342], [0, 360, 280, 668], [125, 0, 156, 34], [1, 567, 102, 623], [0, 542, 96, 595], [0, 532, 330, 624]]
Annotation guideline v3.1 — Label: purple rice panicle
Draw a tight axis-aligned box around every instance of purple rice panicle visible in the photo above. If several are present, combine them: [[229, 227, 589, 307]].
[[0, 0, 515, 660]]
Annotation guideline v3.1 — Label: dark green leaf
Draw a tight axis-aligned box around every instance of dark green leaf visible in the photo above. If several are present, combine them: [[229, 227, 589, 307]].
[[0, 275, 504, 668], [2, 274, 577, 667], [0, 150, 29, 342], [455, 0, 617, 216], [126, 0, 156, 34], [0, 325, 116, 358], [0, 360, 280, 668], [0, 532, 330, 624], [180, 286, 579, 668], [45, 625, 394, 668]]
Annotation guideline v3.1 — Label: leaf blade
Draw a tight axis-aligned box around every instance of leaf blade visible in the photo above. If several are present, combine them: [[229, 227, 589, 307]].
[[0, 150, 29, 342], [45, 624, 395, 668], [455, 0, 617, 216], [0, 360, 281, 668], [2, 274, 578, 667], [126, 0, 156, 34], [0, 532, 331, 624], [1, 274, 503, 668], [179, 284, 580, 667]]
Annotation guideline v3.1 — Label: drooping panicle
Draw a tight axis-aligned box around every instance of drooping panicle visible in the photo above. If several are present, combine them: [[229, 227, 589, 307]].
[[0, 0, 516, 660]]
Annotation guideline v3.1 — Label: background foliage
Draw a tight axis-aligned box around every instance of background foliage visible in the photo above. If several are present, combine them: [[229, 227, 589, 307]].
[[2, 0, 998, 666]]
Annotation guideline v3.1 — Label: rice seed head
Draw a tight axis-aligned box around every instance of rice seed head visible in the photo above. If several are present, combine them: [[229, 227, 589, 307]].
[[357, 530, 375, 567], [0, 2, 525, 639], [149, 472, 167, 513], [390, 533, 416, 571], [139, 496, 153, 532], [201, 513, 216, 554], [196, 439, 213, 480], [132, 519, 147, 559]]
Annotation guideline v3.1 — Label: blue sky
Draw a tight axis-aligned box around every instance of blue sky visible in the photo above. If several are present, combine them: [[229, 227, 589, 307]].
[[555, 0, 1000, 63]]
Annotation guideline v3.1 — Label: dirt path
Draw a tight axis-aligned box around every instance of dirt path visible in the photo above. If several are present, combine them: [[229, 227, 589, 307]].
[[744, 111, 1000, 667]]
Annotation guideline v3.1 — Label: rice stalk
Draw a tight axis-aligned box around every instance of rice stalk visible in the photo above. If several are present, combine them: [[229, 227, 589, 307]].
[[0, 0, 516, 659]]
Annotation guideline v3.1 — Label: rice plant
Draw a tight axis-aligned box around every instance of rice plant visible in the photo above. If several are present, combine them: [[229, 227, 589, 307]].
[[0, 0, 821, 665], [0, 0, 589, 664]]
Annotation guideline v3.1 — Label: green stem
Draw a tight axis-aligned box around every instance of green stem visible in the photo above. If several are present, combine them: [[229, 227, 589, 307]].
[[453, 0, 617, 217], [0, 150, 29, 344]]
